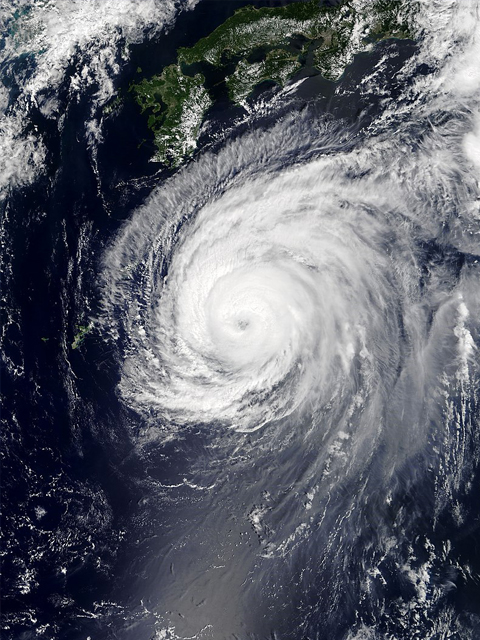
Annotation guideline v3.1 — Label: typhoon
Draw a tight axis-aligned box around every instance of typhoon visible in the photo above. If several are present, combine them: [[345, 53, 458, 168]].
[[99, 1, 480, 637], [1, 0, 480, 638], [108, 154, 407, 433]]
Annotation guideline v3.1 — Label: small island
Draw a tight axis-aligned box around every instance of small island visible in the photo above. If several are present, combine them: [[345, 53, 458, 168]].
[[130, 0, 413, 166], [71, 323, 93, 350]]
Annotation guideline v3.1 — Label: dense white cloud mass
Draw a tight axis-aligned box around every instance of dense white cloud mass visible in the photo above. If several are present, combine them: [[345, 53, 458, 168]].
[[109, 151, 410, 433]]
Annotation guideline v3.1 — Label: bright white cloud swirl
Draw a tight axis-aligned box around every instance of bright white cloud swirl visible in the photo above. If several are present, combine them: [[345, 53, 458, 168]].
[[98, 2, 480, 635]]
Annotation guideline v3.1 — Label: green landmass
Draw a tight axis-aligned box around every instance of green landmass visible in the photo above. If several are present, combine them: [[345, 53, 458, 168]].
[[226, 49, 302, 103], [71, 323, 93, 350], [131, 64, 212, 167], [131, 0, 413, 166]]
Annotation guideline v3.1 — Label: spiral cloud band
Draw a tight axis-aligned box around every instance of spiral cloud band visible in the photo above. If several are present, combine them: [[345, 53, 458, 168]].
[[102, 97, 479, 445], [99, 1, 480, 634], [101, 108, 480, 633], [124, 162, 408, 432]]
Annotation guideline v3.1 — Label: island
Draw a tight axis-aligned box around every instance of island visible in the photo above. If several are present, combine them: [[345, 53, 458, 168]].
[[71, 323, 93, 350], [130, 0, 413, 166]]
